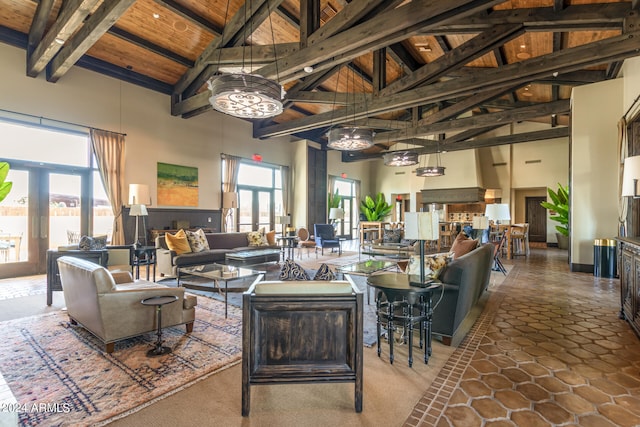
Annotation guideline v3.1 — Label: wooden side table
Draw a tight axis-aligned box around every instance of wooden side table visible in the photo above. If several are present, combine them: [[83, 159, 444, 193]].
[[130, 245, 157, 281]]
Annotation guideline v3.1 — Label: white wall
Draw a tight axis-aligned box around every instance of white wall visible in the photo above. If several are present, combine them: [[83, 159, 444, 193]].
[[0, 43, 294, 212], [571, 78, 623, 267]]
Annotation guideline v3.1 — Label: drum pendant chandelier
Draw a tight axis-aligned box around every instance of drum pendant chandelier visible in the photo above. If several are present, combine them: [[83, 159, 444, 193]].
[[383, 150, 419, 167], [206, 0, 283, 119], [208, 73, 284, 119]]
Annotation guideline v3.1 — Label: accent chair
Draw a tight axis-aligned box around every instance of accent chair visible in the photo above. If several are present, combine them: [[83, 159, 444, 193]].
[[314, 224, 342, 256]]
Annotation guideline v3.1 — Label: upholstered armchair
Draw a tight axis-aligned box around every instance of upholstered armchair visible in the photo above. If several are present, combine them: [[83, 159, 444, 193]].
[[57, 256, 197, 353], [313, 224, 342, 256]]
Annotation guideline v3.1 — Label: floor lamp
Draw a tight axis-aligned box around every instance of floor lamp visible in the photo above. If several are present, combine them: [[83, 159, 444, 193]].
[[129, 184, 151, 246], [404, 212, 439, 285]]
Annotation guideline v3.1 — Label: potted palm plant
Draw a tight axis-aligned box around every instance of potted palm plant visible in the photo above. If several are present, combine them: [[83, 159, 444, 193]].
[[359, 193, 392, 221], [540, 183, 569, 249]]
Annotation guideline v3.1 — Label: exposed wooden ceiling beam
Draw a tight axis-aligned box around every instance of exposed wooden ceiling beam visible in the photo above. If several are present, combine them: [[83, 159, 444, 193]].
[[256, 0, 505, 83], [255, 31, 640, 138], [28, 0, 54, 57], [47, 0, 137, 82], [27, 0, 101, 77], [108, 26, 194, 68], [377, 100, 570, 143], [423, 3, 629, 34], [202, 43, 299, 66], [379, 23, 524, 96]]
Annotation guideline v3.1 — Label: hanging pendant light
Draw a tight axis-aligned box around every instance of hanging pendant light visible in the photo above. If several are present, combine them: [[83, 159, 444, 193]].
[[207, 0, 284, 119], [326, 62, 375, 151], [383, 150, 419, 167], [208, 73, 283, 118], [416, 139, 446, 177]]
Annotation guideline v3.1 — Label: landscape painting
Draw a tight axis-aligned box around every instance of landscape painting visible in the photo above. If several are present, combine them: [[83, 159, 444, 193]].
[[157, 162, 198, 206]]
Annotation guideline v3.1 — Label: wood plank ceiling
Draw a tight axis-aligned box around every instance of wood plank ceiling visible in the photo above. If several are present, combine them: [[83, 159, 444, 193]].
[[1, 0, 639, 162]]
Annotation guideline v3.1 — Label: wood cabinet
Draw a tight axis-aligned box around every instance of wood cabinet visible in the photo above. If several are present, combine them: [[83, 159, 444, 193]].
[[617, 238, 640, 337]]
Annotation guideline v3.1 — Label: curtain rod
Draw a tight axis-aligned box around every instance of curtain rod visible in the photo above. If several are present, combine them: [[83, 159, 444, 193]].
[[624, 93, 640, 121], [0, 108, 127, 136]]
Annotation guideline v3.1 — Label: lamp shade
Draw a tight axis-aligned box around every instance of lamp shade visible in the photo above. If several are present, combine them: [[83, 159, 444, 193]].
[[622, 155, 640, 197], [222, 192, 238, 208], [404, 212, 439, 241], [485, 204, 510, 222], [129, 204, 148, 216], [129, 184, 150, 205], [329, 208, 344, 220], [276, 215, 291, 224]]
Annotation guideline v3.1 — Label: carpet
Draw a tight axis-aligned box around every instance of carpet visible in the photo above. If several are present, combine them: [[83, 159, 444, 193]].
[[0, 296, 242, 427]]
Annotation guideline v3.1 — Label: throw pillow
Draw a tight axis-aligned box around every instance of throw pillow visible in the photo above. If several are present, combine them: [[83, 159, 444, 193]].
[[450, 232, 479, 259], [407, 252, 453, 280], [165, 229, 192, 255], [247, 230, 268, 247], [78, 235, 93, 250], [383, 228, 402, 243], [186, 228, 210, 252], [265, 230, 276, 246], [313, 263, 336, 281], [278, 259, 310, 281], [91, 235, 108, 250]]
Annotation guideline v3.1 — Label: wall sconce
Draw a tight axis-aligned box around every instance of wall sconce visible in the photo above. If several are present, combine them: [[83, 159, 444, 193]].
[[622, 155, 640, 198]]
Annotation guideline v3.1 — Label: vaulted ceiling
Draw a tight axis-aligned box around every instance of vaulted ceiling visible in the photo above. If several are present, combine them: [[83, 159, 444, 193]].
[[1, 0, 638, 162]]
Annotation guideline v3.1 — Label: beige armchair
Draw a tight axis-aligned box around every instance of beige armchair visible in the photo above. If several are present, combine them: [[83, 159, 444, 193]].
[[57, 256, 197, 353]]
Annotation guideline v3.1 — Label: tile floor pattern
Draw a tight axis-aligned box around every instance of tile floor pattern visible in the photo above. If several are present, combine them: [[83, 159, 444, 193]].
[[406, 248, 640, 427]]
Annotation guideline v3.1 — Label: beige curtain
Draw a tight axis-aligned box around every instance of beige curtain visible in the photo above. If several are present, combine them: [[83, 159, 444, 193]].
[[222, 154, 241, 231], [619, 118, 629, 236], [90, 129, 126, 245]]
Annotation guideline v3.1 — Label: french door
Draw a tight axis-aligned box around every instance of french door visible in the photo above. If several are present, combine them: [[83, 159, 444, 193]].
[[0, 163, 87, 278], [237, 188, 273, 232]]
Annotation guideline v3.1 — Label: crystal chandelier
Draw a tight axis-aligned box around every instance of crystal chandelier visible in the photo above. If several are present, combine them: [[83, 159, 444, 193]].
[[383, 150, 419, 166], [327, 126, 375, 151], [208, 73, 284, 119]]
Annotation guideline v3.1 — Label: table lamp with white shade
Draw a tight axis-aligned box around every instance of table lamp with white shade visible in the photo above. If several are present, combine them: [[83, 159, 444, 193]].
[[404, 212, 439, 285], [622, 155, 640, 198], [485, 203, 511, 225]]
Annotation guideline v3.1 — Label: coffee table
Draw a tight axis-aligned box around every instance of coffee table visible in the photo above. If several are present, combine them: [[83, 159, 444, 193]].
[[225, 248, 281, 267], [336, 259, 398, 304], [178, 264, 263, 318]]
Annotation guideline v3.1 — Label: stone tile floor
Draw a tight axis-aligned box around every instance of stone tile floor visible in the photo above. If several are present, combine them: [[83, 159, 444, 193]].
[[406, 247, 640, 427], [2, 245, 638, 427]]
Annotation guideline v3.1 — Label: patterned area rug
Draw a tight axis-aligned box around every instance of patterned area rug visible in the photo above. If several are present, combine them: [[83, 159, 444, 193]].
[[0, 296, 242, 426]]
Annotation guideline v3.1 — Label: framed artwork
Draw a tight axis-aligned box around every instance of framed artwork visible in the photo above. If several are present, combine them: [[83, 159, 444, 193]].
[[157, 162, 198, 206]]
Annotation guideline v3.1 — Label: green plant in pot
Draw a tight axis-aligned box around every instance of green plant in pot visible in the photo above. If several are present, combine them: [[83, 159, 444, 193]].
[[540, 183, 569, 249], [360, 193, 392, 221], [0, 162, 12, 203]]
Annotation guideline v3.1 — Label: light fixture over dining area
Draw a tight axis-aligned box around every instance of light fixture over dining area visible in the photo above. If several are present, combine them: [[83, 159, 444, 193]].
[[383, 150, 419, 167]]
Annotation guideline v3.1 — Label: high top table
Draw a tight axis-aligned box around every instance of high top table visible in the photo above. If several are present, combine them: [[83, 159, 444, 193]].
[[367, 273, 442, 367]]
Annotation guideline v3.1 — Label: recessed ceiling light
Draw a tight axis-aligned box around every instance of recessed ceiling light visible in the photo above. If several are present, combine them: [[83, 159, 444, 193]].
[[153, 13, 160, 19], [304, 66, 314, 73], [54, 38, 64, 45]]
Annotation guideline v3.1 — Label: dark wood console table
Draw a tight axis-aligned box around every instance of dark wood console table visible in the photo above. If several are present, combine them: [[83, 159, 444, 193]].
[[617, 237, 640, 337], [46, 249, 109, 305]]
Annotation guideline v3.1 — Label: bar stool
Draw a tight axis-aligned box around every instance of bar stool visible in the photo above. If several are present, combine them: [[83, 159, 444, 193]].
[[437, 223, 455, 251]]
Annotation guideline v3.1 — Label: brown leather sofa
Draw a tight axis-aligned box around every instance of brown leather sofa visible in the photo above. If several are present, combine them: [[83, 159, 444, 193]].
[[57, 256, 197, 353]]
